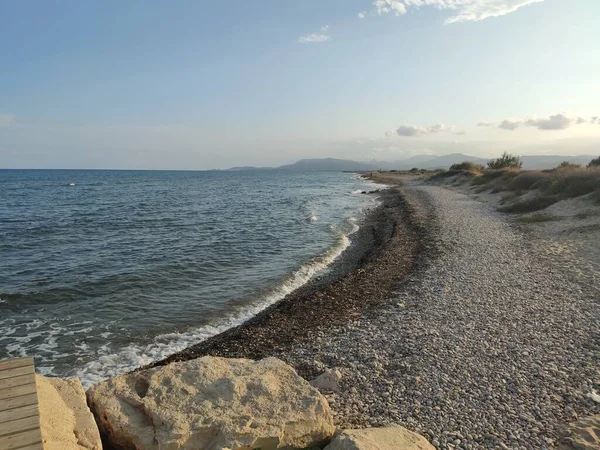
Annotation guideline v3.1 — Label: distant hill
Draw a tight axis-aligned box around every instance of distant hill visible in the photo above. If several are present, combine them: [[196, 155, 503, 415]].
[[278, 158, 380, 171], [227, 158, 380, 172], [227, 154, 598, 172]]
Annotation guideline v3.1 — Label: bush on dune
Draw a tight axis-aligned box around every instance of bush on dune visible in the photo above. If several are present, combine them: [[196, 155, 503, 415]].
[[464, 156, 600, 213], [558, 161, 583, 170], [588, 156, 600, 168], [487, 152, 523, 170], [449, 161, 485, 173]]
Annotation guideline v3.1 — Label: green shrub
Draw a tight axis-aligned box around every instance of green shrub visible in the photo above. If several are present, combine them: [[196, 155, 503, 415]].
[[488, 152, 523, 170], [409, 167, 420, 173], [588, 156, 600, 168], [449, 161, 485, 172]]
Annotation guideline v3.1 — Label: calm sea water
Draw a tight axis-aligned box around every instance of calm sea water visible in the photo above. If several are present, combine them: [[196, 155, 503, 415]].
[[0, 169, 382, 386]]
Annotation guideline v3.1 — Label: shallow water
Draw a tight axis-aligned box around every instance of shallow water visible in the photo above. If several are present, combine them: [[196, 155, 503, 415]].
[[0, 169, 381, 385]]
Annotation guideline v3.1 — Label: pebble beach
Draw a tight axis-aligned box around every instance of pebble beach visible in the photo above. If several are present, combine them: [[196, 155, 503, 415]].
[[147, 174, 600, 449]]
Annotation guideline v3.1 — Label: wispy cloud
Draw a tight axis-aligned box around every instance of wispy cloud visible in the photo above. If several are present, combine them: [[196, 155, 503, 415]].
[[358, 11, 367, 19], [498, 119, 522, 130], [364, 0, 544, 24], [496, 113, 587, 131], [396, 123, 455, 137], [525, 114, 573, 130], [298, 26, 331, 44], [0, 113, 15, 127], [477, 121, 493, 127]]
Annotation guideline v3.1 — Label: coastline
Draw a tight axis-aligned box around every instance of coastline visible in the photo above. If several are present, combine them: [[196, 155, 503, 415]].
[[145, 180, 431, 377]]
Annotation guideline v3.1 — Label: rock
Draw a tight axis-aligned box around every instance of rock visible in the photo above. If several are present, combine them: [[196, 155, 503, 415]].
[[311, 369, 343, 393], [87, 356, 335, 450], [561, 415, 600, 449], [35, 374, 102, 450], [323, 427, 435, 450]]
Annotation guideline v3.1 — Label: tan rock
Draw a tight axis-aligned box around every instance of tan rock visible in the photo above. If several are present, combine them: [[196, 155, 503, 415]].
[[324, 427, 435, 450], [310, 369, 342, 393], [561, 415, 600, 449], [36, 374, 102, 450], [87, 356, 335, 450]]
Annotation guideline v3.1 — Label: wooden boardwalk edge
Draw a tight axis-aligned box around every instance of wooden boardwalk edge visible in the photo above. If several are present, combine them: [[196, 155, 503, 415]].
[[0, 357, 43, 449]]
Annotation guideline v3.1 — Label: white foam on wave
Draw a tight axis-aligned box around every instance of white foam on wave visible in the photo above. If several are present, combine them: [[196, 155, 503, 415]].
[[75, 228, 356, 388]]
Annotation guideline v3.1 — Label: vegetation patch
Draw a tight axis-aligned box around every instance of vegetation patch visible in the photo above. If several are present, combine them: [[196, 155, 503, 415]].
[[498, 195, 561, 213], [449, 161, 485, 173], [515, 213, 556, 224], [487, 152, 523, 170]]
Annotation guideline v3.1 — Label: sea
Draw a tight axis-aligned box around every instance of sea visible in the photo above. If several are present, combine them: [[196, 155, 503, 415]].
[[0, 169, 383, 386]]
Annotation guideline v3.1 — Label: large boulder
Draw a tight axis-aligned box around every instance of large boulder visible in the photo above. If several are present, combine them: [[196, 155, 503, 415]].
[[324, 427, 434, 450], [36, 374, 102, 450], [87, 356, 335, 450], [561, 415, 600, 449]]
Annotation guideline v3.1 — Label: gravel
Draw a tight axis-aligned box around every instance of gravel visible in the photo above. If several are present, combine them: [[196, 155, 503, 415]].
[[283, 183, 600, 449]]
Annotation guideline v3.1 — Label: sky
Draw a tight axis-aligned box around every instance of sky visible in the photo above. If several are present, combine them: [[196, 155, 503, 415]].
[[1, 0, 599, 169]]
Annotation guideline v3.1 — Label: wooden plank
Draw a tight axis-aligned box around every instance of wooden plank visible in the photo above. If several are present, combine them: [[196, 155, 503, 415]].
[[0, 404, 39, 425], [12, 444, 43, 450], [0, 383, 37, 401], [0, 415, 40, 437], [11, 443, 43, 450], [0, 427, 42, 449], [0, 394, 38, 413], [0, 374, 35, 391], [0, 358, 41, 450], [0, 365, 34, 381], [0, 358, 33, 372]]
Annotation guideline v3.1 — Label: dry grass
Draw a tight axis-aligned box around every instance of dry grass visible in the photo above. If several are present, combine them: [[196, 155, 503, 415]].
[[471, 166, 600, 213], [498, 195, 561, 213]]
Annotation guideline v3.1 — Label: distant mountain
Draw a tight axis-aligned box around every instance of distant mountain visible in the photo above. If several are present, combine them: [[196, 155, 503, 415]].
[[278, 158, 380, 172], [226, 166, 270, 171], [227, 158, 380, 172], [226, 154, 598, 172]]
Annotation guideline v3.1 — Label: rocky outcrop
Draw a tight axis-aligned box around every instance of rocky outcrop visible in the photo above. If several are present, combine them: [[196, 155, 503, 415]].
[[310, 369, 342, 394], [87, 356, 335, 450], [35, 374, 102, 450], [323, 427, 435, 450], [561, 415, 600, 449]]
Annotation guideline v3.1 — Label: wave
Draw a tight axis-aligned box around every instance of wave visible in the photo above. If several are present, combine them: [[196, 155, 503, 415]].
[[73, 226, 357, 388]]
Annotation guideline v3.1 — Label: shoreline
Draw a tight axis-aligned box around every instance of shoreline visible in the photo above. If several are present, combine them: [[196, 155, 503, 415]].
[[145, 180, 430, 378]]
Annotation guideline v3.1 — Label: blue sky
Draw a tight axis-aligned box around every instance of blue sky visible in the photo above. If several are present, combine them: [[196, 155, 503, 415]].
[[1, 0, 599, 169]]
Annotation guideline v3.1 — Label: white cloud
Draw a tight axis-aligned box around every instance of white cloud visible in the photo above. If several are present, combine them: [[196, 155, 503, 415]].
[[396, 123, 455, 137], [358, 11, 367, 19], [366, 0, 544, 24], [396, 125, 425, 136], [374, 0, 407, 16], [498, 119, 522, 130], [524, 113, 585, 130], [298, 31, 331, 44], [495, 113, 586, 131], [0, 113, 15, 127], [321, 25, 330, 32], [477, 121, 493, 127]]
